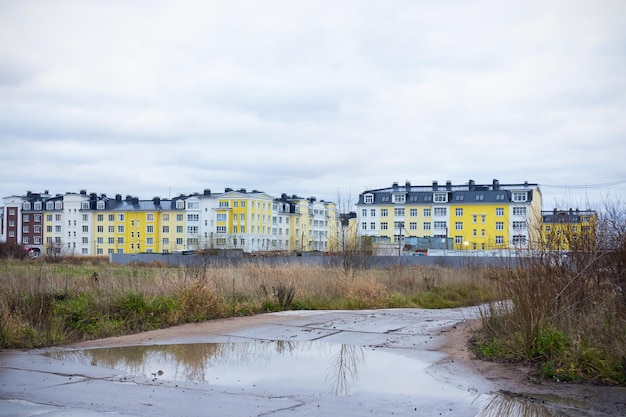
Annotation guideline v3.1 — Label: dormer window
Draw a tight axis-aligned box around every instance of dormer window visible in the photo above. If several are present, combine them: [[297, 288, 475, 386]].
[[512, 192, 527, 202], [433, 192, 448, 203], [46, 201, 54, 210], [22, 202, 31, 210], [393, 194, 406, 204], [34, 202, 42, 210], [176, 200, 185, 209], [81, 202, 90, 209], [97, 201, 105, 210], [364, 194, 374, 204]]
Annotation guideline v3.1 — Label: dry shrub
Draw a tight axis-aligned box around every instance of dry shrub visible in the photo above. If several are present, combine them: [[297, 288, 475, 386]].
[[174, 279, 223, 321], [478, 202, 626, 384]]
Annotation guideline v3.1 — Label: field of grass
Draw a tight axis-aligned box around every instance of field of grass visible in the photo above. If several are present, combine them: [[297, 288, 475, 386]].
[[0, 259, 493, 349]]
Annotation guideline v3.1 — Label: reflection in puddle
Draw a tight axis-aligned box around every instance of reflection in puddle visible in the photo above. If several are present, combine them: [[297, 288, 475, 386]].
[[476, 391, 589, 417], [47, 341, 459, 397]]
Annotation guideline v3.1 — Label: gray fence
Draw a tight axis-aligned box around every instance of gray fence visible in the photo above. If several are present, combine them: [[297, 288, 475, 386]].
[[109, 252, 514, 268]]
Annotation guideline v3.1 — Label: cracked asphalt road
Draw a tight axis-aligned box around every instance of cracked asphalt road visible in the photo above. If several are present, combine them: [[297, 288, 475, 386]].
[[1, 307, 624, 416]]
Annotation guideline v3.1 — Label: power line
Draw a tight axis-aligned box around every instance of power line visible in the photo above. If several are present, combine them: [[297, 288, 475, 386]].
[[540, 179, 626, 189]]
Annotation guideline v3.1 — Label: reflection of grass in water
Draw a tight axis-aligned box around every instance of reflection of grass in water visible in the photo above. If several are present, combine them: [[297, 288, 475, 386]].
[[47, 341, 367, 394], [478, 393, 567, 417], [47, 341, 310, 383]]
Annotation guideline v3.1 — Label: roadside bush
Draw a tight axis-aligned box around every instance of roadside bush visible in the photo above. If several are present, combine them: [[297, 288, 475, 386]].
[[475, 202, 626, 385]]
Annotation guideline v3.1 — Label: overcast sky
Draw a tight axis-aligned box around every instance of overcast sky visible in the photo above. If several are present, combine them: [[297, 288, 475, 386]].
[[1, 0, 625, 210]]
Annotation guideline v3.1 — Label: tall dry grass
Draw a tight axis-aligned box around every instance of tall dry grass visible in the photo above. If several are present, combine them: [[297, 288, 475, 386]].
[[476, 204, 626, 385], [0, 259, 494, 348]]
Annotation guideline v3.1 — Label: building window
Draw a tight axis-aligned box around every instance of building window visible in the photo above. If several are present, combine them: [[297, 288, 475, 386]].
[[512, 192, 527, 202], [364, 194, 374, 204], [481, 229, 486, 237], [393, 194, 406, 204], [82, 237, 88, 244], [423, 222, 431, 230], [370, 222, 376, 230], [496, 222, 504, 230], [118, 214, 124, 222], [394, 208, 405, 216], [381, 222, 388, 230], [216, 226, 227, 233], [117, 237, 124, 244], [381, 209, 388, 217], [455, 222, 463, 230], [434, 221, 447, 229], [219, 201, 229, 208], [176, 200, 185, 209], [146, 213, 154, 221], [188, 226, 198, 234], [513, 221, 526, 230], [188, 214, 199, 222], [455, 236, 463, 244], [176, 226, 183, 233], [409, 208, 417, 217], [82, 226, 88, 233], [361, 222, 367, 230], [434, 207, 447, 216], [370, 209, 376, 216], [409, 222, 417, 230], [512, 235, 527, 245], [162, 226, 169, 233], [23, 214, 30, 222], [472, 214, 477, 223], [513, 207, 526, 216], [22, 202, 31, 210], [495, 236, 504, 245], [496, 208, 504, 216], [147, 237, 154, 245], [455, 208, 463, 216], [147, 225, 154, 233], [423, 208, 431, 217], [481, 215, 486, 223], [362, 209, 367, 217], [475, 194, 484, 201], [117, 225, 124, 233], [433, 192, 447, 203]]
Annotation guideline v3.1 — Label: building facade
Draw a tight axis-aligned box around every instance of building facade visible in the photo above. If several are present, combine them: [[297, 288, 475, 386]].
[[356, 180, 543, 254], [1, 188, 338, 256], [541, 209, 598, 251]]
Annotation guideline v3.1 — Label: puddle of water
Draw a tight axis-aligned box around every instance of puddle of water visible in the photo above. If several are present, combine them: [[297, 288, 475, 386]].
[[46, 341, 466, 397]]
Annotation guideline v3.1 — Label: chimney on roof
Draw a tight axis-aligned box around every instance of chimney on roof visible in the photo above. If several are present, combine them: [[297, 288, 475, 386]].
[[225, 187, 233, 192], [80, 190, 87, 195], [405, 180, 411, 189], [115, 194, 122, 202], [153, 197, 161, 206], [432, 181, 438, 191], [132, 197, 139, 206], [125, 195, 132, 202], [469, 179, 475, 190], [446, 180, 452, 191], [203, 189, 211, 196], [492, 179, 500, 190], [392, 182, 399, 189]]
